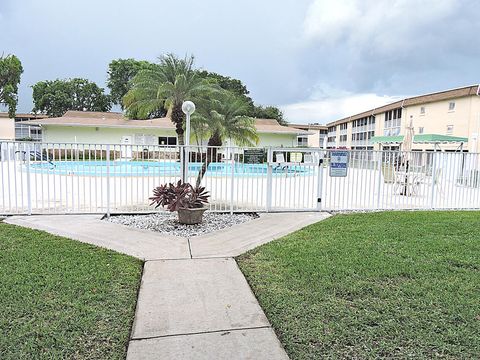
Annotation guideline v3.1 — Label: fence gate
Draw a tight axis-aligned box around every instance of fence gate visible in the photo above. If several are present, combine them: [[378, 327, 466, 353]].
[[265, 147, 324, 211]]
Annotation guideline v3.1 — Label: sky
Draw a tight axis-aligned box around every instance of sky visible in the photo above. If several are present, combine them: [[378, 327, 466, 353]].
[[1, 0, 479, 124]]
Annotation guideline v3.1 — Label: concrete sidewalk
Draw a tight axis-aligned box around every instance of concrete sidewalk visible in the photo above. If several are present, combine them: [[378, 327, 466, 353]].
[[190, 212, 331, 258], [5, 212, 330, 359], [127, 258, 288, 359], [5, 215, 190, 260]]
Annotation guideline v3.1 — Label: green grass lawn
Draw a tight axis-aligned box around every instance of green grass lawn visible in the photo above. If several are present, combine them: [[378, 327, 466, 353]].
[[238, 211, 480, 359], [0, 223, 143, 359]]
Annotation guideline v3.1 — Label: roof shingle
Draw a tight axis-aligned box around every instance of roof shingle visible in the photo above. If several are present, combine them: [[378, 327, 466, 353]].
[[21, 111, 307, 134]]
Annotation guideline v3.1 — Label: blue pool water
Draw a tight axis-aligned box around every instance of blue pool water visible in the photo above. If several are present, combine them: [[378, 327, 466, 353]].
[[29, 161, 311, 177]]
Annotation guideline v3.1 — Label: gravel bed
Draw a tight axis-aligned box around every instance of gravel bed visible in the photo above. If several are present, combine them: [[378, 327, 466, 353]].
[[105, 212, 259, 237]]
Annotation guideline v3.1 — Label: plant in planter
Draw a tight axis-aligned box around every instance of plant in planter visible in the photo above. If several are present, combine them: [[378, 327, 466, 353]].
[[149, 180, 210, 225]]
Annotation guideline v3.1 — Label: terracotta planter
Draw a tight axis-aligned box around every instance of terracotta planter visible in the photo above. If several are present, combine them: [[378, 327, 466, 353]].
[[177, 207, 207, 225]]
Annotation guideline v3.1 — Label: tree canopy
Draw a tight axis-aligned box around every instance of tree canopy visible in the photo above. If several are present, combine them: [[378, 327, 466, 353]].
[[107, 59, 157, 108], [124, 54, 217, 145], [196, 70, 287, 124], [32, 78, 111, 117], [197, 70, 251, 99], [192, 91, 258, 187], [193, 91, 258, 147], [113, 57, 287, 124], [0, 54, 23, 118], [251, 104, 287, 125]]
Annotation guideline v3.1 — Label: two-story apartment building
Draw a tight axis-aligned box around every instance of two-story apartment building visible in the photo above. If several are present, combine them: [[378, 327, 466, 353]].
[[325, 85, 480, 152]]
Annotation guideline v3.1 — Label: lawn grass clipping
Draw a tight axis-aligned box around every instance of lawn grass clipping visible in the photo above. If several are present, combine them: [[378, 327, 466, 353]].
[[0, 223, 143, 359], [238, 211, 480, 359]]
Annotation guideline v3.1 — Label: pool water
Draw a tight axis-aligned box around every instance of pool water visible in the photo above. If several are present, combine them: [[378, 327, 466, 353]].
[[29, 161, 311, 177]]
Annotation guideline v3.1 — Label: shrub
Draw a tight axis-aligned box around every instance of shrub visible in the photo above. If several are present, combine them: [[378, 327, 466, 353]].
[[149, 180, 209, 212]]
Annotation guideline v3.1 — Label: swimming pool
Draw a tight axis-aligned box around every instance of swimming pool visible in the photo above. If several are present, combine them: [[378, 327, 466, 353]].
[[29, 161, 312, 177]]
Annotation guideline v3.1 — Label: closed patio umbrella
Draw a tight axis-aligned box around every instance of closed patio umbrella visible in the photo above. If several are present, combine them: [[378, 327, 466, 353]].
[[400, 116, 415, 195], [403, 115, 415, 154]]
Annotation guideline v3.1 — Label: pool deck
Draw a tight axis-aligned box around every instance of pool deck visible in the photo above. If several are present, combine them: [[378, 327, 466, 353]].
[[5, 211, 331, 359]]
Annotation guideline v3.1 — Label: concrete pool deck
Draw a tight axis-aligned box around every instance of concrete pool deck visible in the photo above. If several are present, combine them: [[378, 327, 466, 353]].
[[5, 211, 331, 359]]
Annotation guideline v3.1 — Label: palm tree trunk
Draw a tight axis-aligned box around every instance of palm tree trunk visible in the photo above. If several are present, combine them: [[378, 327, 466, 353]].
[[195, 130, 222, 188], [171, 103, 185, 146]]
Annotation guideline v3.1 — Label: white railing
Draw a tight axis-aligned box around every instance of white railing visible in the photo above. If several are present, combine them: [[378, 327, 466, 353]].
[[0, 141, 479, 214], [320, 150, 480, 210]]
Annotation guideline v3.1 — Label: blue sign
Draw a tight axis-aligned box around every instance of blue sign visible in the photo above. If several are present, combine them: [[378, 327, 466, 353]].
[[330, 151, 348, 177]]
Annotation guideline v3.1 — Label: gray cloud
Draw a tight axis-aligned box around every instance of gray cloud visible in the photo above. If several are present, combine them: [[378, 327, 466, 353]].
[[1, 0, 478, 123], [298, 0, 480, 95], [1, 0, 310, 112]]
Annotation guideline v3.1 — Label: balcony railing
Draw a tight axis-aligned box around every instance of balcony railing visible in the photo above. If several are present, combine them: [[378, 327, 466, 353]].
[[352, 123, 375, 133]]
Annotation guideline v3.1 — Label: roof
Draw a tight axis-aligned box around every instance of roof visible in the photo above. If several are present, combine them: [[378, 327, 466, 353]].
[[288, 123, 327, 131], [22, 110, 175, 129], [64, 110, 124, 119], [0, 112, 48, 119], [371, 134, 468, 144], [21, 111, 307, 135], [254, 119, 308, 134], [328, 84, 480, 127]]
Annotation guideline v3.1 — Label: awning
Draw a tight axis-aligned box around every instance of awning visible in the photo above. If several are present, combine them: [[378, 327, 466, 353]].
[[371, 134, 468, 144], [413, 134, 468, 143]]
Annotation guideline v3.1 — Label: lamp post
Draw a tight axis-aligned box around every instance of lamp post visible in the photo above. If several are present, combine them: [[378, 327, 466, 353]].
[[181, 101, 195, 183]]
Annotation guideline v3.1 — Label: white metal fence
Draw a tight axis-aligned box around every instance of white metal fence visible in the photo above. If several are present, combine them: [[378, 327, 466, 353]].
[[0, 141, 479, 214]]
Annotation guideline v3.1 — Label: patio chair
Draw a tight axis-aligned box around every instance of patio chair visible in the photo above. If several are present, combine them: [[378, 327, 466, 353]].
[[394, 169, 421, 196], [424, 168, 444, 196], [381, 163, 396, 184]]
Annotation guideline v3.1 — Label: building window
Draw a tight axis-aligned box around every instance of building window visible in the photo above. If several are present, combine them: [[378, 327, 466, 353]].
[[159, 136, 177, 146], [448, 102, 455, 111], [134, 134, 157, 145], [319, 133, 327, 148], [30, 127, 42, 141], [418, 127, 424, 134], [339, 123, 348, 130], [384, 108, 402, 136], [420, 106, 425, 115], [351, 115, 375, 146], [327, 126, 337, 134], [297, 136, 308, 147], [446, 125, 453, 135], [15, 124, 42, 141]]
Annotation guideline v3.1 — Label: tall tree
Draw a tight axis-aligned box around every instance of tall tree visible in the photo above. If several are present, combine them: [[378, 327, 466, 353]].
[[252, 104, 288, 125], [124, 54, 215, 145], [0, 54, 23, 118], [32, 78, 111, 117], [193, 92, 258, 187], [107, 59, 156, 108], [197, 70, 252, 101], [197, 70, 287, 125]]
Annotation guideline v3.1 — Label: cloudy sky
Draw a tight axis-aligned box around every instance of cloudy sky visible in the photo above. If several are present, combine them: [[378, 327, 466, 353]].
[[1, 0, 479, 124]]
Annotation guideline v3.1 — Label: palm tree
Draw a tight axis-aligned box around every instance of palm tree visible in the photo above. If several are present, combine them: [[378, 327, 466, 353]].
[[123, 54, 214, 145], [193, 92, 259, 187]]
